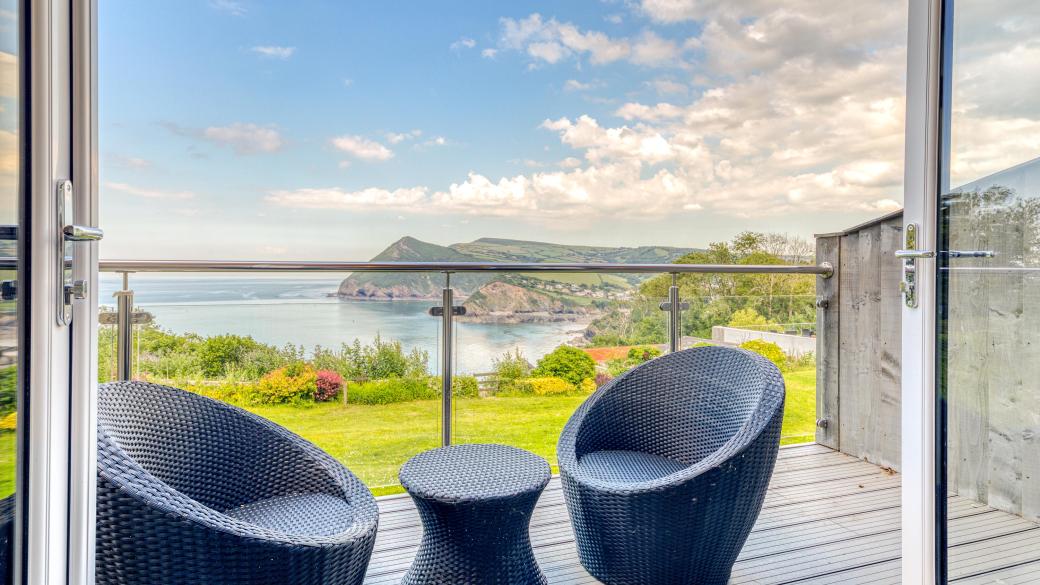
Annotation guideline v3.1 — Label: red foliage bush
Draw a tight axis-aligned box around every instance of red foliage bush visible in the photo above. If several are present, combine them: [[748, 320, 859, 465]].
[[594, 371, 613, 388], [315, 369, 344, 402]]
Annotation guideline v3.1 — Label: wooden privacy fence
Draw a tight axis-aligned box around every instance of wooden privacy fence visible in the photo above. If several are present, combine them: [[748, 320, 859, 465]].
[[816, 209, 1040, 523], [815, 210, 904, 470]]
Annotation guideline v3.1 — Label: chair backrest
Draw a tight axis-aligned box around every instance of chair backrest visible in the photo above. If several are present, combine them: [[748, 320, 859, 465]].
[[574, 346, 784, 465], [99, 381, 340, 511]]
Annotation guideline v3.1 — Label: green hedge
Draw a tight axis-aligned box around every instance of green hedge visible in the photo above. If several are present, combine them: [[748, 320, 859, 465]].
[[346, 378, 438, 405]]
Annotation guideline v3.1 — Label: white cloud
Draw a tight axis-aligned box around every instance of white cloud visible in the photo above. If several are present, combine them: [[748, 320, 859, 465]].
[[646, 78, 688, 96], [201, 123, 284, 154], [266, 187, 427, 209], [564, 79, 599, 92], [605, 14, 623, 25], [105, 182, 195, 200], [481, 48, 499, 59], [0, 52, 16, 98], [450, 37, 477, 51], [497, 14, 689, 68], [251, 46, 296, 60], [614, 102, 684, 121], [630, 32, 682, 66], [386, 129, 422, 144], [210, 0, 246, 16], [269, 2, 915, 220], [331, 135, 394, 161]]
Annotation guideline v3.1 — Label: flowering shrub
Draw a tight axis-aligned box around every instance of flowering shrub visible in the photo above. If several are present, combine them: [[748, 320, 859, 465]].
[[594, 371, 612, 388], [252, 363, 318, 404], [315, 370, 343, 402], [739, 339, 788, 372], [508, 376, 578, 396], [579, 378, 596, 394], [0, 412, 16, 432]]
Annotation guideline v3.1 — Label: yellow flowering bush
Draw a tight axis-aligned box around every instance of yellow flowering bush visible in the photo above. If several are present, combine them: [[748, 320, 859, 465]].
[[252, 363, 318, 404]]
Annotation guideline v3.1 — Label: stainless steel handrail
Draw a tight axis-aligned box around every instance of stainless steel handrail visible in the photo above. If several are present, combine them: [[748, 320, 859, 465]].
[[82, 257, 834, 447], [97, 259, 834, 276]]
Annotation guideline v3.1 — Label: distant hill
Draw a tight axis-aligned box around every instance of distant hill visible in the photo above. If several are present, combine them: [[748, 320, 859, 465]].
[[337, 236, 697, 300]]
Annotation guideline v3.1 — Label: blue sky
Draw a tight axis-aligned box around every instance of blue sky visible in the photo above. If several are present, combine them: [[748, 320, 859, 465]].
[[99, 0, 911, 260]]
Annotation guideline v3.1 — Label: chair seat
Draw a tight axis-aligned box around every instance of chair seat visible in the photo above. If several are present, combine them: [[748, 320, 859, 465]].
[[225, 493, 356, 537], [577, 450, 687, 484]]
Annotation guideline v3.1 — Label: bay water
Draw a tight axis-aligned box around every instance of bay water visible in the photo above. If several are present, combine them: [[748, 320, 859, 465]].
[[99, 275, 585, 373]]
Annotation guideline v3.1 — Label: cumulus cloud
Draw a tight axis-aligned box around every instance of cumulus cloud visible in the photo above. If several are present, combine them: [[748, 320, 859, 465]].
[[498, 14, 683, 68], [481, 48, 498, 59], [268, 0, 1040, 222], [251, 46, 295, 60], [331, 135, 394, 161]]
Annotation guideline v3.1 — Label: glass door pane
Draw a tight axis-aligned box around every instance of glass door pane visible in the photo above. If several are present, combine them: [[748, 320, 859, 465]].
[[938, 1, 1040, 581], [0, 0, 19, 580]]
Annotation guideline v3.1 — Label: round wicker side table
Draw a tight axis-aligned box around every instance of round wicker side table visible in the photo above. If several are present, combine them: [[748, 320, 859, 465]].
[[399, 444, 551, 585]]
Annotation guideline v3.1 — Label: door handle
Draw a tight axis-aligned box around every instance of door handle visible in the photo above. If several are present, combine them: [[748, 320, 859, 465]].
[[894, 249, 935, 259], [63, 224, 104, 242], [56, 180, 103, 326]]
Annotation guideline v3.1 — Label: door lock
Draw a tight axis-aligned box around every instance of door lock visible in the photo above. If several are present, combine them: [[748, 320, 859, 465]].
[[895, 223, 932, 308]]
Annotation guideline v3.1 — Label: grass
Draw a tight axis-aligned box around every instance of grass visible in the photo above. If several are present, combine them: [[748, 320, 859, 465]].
[[0, 368, 816, 499], [0, 432, 12, 499], [249, 367, 816, 496]]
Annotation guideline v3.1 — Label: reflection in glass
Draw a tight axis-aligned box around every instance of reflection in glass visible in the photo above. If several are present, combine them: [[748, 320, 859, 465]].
[[941, 0, 1040, 579], [0, 0, 15, 581]]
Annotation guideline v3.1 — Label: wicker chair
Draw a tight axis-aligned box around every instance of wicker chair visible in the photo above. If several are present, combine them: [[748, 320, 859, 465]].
[[96, 381, 378, 585], [558, 346, 785, 585]]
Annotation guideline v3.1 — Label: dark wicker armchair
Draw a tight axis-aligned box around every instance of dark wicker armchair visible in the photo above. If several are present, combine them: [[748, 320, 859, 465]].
[[558, 346, 785, 585], [96, 381, 378, 585]]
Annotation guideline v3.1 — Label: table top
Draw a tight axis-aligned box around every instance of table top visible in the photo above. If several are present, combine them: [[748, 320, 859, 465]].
[[399, 444, 551, 503]]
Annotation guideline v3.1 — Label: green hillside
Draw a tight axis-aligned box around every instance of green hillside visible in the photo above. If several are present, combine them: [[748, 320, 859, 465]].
[[338, 236, 698, 299]]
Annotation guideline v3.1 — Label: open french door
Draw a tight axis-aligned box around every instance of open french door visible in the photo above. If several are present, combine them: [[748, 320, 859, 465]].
[[904, 0, 1040, 583], [4, 0, 100, 583]]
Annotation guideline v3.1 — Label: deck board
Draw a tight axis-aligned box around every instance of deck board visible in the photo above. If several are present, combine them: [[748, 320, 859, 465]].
[[364, 444, 1038, 584]]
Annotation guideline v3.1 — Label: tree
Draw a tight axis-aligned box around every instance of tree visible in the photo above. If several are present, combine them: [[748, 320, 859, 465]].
[[532, 346, 596, 385]]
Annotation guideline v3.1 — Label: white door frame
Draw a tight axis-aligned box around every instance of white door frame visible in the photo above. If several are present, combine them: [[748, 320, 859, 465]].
[[24, 0, 98, 583], [901, 0, 942, 583], [68, 0, 99, 583]]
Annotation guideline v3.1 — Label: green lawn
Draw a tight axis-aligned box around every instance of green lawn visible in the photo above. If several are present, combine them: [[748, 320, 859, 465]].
[[0, 432, 13, 499], [249, 367, 816, 495], [0, 367, 816, 499]]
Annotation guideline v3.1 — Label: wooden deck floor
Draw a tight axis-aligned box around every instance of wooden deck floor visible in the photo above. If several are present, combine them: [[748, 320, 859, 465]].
[[364, 444, 1040, 584]]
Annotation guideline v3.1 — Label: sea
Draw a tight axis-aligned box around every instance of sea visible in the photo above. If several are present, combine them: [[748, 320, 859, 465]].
[[99, 275, 586, 373]]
